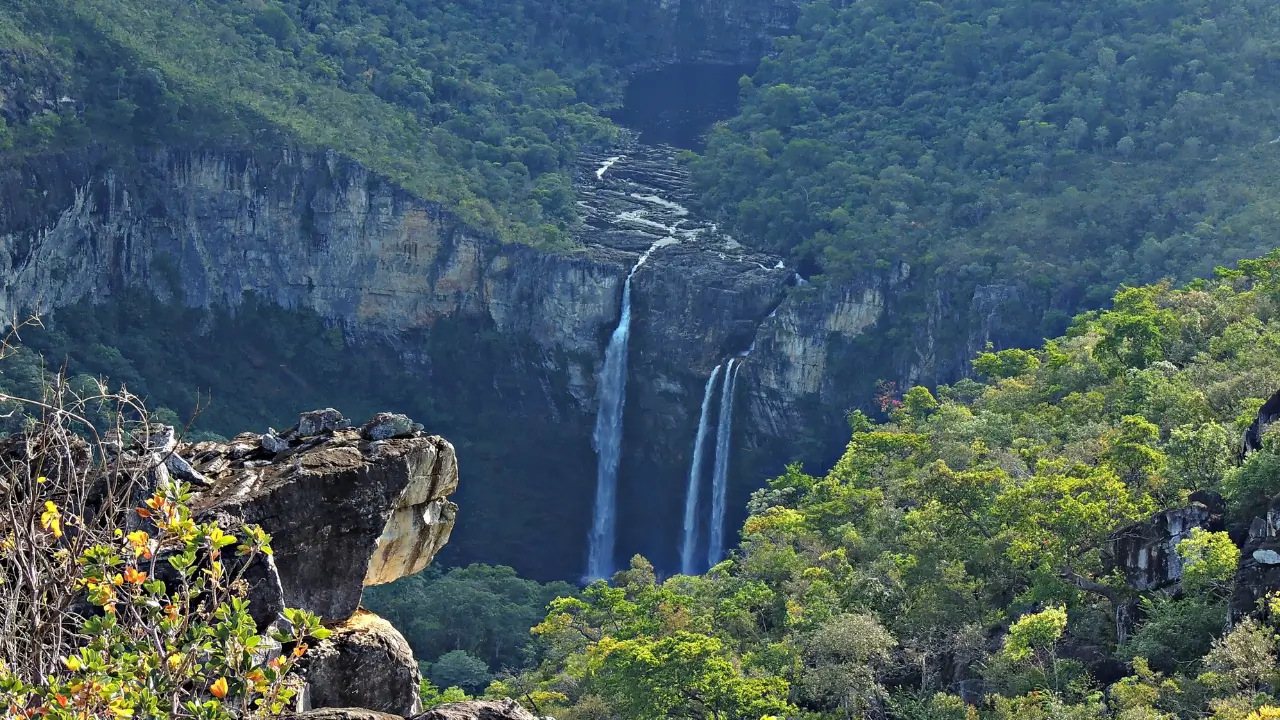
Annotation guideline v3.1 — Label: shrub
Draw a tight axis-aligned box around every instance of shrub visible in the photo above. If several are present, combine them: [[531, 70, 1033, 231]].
[[0, 360, 328, 719]]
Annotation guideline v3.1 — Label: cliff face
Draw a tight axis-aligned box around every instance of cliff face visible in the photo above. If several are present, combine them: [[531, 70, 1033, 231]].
[[0, 142, 1012, 579], [604, 0, 801, 71]]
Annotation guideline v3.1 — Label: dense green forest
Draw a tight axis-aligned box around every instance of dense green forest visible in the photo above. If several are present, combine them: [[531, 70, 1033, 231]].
[[0, 0, 650, 245], [690, 0, 1280, 304], [443, 253, 1280, 719], [7, 0, 1280, 298], [363, 564, 577, 697]]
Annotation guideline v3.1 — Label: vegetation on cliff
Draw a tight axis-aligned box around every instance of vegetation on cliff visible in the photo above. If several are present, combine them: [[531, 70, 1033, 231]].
[[0, 0, 648, 245], [490, 252, 1280, 718], [690, 0, 1280, 302], [7, 0, 1280, 299]]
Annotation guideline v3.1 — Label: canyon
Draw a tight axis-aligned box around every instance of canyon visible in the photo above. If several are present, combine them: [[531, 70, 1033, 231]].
[[0, 0, 1040, 581], [0, 134, 1032, 581]]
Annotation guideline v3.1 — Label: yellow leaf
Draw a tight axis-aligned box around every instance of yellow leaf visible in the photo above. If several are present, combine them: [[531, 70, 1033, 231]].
[[40, 502, 63, 538]]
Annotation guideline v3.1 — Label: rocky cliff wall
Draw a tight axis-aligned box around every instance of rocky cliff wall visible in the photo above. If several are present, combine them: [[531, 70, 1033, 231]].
[[629, 0, 798, 69], [0, 143, 1018, 579]]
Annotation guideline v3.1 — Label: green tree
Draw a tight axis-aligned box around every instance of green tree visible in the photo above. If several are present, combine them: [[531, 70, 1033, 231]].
[[1178, 529, 1240, 596], [429, 650, 493, 695], [798, 613, 896, 719], [1093, 287, 1177, 375], [585, 631, 793, 720]]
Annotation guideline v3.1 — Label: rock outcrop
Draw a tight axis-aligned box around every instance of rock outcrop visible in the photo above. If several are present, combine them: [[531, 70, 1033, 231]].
[[286, 699, 546, 720], [1232, 492, 1280, 620], [184, 409, 458, 622], [1243, 387, 1280, 456], [287, 710, 406, 720], [299, 610, 422, 717], [175, 410, 460, 717], [1110, 493, 1225, 592], [413, 700, 543, 720]]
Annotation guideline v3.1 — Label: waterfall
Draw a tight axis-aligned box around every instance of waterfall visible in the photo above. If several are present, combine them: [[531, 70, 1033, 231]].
[[585, 239, 670, 581], [680, 364, 722, 576], [707, 358, 741, 568]]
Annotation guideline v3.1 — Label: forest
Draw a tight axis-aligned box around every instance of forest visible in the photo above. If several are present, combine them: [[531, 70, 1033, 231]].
[[689, 0, 1280, 311], [0, 0, 640, 245], [6, 0, 1280, 298], [11, 239, 1280, 719]]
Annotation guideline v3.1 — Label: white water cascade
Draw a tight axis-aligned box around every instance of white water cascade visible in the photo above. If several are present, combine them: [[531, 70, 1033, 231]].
[[585, 239, 673, 581], [679, 364, 723, 576], [595, 155, 623, 180], [706, 358, 742, 568]]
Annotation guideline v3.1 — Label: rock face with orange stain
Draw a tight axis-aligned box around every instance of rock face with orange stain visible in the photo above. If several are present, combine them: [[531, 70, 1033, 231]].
[[185, 408, 458, 623]]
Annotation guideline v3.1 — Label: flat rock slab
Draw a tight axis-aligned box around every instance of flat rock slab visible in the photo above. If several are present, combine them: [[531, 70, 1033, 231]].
[[412, 700, 542, 720]]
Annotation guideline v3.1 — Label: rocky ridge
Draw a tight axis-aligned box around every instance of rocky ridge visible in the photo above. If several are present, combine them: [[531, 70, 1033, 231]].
[[166, 408, 529, 719]]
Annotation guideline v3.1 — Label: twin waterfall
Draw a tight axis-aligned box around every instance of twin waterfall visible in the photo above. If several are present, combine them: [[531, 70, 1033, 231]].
[[583, 150, 755, 581], [680, 366, 722, 576], [706, 359, 742, 570], [680, 359, 743, 576]]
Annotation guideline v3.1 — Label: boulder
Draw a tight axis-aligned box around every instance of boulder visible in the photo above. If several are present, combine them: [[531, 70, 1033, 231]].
[[412, 700, 541, 720], [1109, 493, 1225, 591], [1232, 492, 1280, 620], [183, 411, 459, 622], [1243, 388, 1280, 456], [294, 408, 352, 438], [299, 610, 421, 717], [287, 710, 404, 720], [362, 413, 418, 442]]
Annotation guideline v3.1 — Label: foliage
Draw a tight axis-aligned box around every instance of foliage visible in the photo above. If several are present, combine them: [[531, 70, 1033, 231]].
[[1002, 607, 1067, 664], [418, 678, 472, 709], [363, 563, 576, 675], [0, 0, 641, 245], [428, 650, 493, 696], [0, 367, 328, 719], [688, 0, 1280, 301], [1177, 529, 1240, 596], [1119, 596, 1225, 673]]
